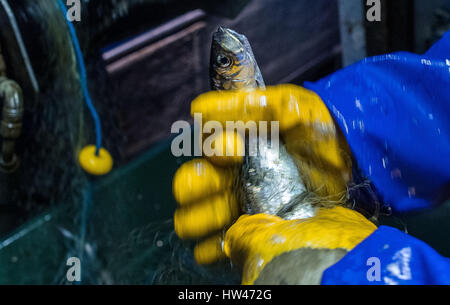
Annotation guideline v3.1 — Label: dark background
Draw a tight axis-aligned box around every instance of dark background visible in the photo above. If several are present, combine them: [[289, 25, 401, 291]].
[[0, 0, 449, 238], [0, 0, 448, 284]]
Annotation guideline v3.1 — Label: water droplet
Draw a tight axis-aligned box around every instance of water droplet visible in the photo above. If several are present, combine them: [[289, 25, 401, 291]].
[[271, 234, 286, 244], [355, 99, 363, 112], [382, 157, 388, 169], [156, 240, 164, 247], [359, 120, 365, 132], [408, 187, 416, 198], [391, 168, 402, 179], [257, 258, 264, 267], [85, 243, 93, 255]]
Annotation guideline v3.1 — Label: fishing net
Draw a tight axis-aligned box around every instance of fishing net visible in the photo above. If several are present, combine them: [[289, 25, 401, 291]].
[[0, 0, 449, 285], [0, 0, 242, 285]]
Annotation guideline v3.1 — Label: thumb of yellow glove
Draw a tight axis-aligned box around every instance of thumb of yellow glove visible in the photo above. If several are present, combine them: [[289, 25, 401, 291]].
[[224, 206, 377, 285]]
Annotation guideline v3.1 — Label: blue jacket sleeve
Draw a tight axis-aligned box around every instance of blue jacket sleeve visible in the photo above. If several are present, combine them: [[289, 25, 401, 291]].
[[321, 226, 450, 285], [304, 31, 450, 213], [305, 32, 450, 284]]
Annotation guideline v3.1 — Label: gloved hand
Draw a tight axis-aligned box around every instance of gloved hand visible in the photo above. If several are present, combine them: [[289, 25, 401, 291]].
[[224, 206, 377, 284], [173, 158, 241, 264], [173, 84, 355, 265]]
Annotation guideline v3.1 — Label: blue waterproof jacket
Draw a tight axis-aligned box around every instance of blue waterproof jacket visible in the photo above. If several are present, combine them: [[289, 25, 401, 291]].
[[304, 31, 450, 285]]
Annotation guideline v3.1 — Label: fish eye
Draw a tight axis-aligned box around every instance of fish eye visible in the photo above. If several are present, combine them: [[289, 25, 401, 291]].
[[217, 55, 232, 68]]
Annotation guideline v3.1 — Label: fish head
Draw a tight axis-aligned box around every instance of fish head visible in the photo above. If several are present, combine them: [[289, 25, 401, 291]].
[[210, 26, 263, 91]]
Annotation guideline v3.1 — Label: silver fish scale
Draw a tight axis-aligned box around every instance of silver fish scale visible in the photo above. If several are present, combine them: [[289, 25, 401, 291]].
[[238, 137, 316, 220]]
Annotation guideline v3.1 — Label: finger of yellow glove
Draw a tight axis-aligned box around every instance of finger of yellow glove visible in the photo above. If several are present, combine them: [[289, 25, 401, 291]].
[[223, 214, 284, 269], [194, 233, 227, 265], [269, 84, 336, 131], [174, 192, 240, 240], [203, 129, 244, 166], [191, 84, 332, 132], [191, 89, 272, 124], [284, 126, 352, 198], [224, 207, 377, 285], [276, 85, 352, 198], [173, 158, 234, 206]]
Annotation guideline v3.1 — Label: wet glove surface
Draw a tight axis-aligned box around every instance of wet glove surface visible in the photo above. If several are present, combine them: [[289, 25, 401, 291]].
[[173, 85, 354, 266], [224, 206, 377, 284]]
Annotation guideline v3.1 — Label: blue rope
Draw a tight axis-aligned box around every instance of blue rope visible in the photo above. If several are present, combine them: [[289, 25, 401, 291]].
[[57, 0, 102, 155]]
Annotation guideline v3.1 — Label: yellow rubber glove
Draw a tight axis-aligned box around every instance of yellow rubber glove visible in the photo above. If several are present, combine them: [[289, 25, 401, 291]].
[[224, 206, 377, 285], [173, 158, 241, 264], [191, 84, 353, 197], [173, 84, 353, 265]]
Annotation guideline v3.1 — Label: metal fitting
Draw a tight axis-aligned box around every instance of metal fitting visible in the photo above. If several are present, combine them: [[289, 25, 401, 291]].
[[0, 76, 23, 173]]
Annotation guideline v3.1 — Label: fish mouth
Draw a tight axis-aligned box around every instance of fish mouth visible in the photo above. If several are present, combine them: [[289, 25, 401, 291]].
[[213, 26, 244, 44], [213, 26, 230, 41], [215, 25, 229, 35], [217, 25, 227, 33]]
